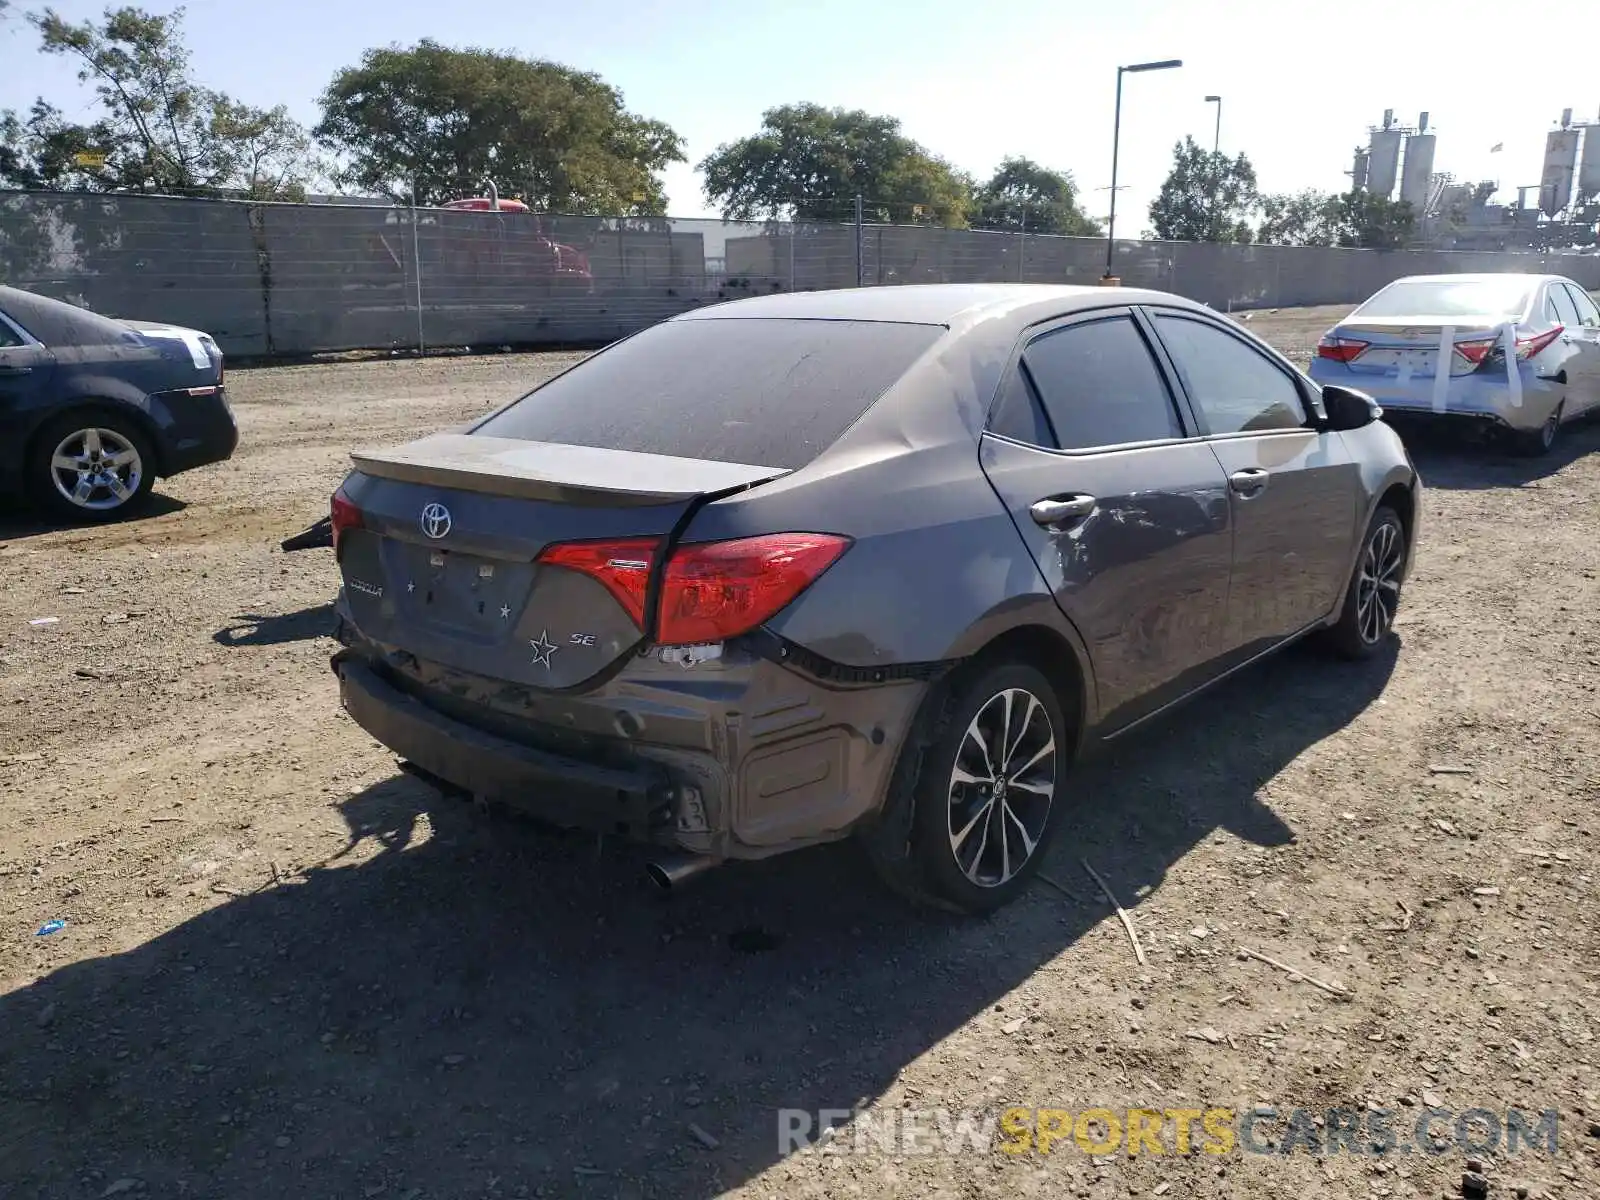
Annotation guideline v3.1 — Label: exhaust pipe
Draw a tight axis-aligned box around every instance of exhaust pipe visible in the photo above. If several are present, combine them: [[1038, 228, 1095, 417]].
[[645, 851, 719, 892]]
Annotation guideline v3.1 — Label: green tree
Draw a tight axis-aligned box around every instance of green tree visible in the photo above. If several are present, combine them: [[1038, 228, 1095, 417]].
[[1335, 190, 1416, 250], [314, 41, 683, 212], [1255, 189, 1343, 246], [1148, 135, 1257, 243], [0, 6, 319, 198], [698, 103, 971, 226], [969, 157, 1099, 236]]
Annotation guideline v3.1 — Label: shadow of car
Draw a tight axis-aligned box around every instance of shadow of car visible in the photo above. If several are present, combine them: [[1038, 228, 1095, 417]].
[[0, 638, 1394, 1198]]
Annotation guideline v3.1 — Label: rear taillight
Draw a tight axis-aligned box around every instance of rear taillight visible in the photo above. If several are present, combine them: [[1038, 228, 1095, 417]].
[[1452, 338, 1497, 366], [1515, 325, 1562, 361], [330, 486, 363, 555], [1316, 335, 1368, 363], [536, 537, 658, 629], [657, 534, 851, 645], [537, 533, 851, 646]]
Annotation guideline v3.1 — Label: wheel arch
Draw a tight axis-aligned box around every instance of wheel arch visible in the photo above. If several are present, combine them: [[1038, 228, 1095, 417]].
[[954, 623, 1090, 748], [24, 396, 169, 478], [1377, 479, 1415, 568]]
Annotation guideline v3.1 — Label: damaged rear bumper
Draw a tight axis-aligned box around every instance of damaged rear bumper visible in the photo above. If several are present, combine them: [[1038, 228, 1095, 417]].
[[336, 654, 680, 837], [329, 626, 930, 860]]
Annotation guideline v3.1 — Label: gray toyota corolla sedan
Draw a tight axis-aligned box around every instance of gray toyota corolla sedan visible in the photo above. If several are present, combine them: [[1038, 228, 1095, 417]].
[[328, 284, 1420, 913]]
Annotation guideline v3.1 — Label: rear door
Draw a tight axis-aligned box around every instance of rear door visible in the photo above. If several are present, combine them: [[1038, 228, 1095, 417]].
[[978, 308, 1234, 730], [1144, 308, 1362, 657], [1554, 282, 1600, 417]]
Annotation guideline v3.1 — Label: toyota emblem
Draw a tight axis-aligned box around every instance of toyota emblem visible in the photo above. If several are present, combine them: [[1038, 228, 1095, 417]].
[[419, 502, 452, 540]]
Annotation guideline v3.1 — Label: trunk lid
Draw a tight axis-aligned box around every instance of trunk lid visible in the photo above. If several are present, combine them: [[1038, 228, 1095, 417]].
[[337, 433, 788, 689], [1326, 317, 1512, 380]]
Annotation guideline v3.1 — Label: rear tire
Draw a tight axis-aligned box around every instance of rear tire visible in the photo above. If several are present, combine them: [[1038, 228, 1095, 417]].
[[1511, 404, 1562, 457], [28, 411, 156, 522], [865, 660, 1070, 915], [1324, 506, 1407, 660]]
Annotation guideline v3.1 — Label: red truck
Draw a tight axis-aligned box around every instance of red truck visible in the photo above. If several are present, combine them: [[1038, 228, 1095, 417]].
[[438, 197, 594, 295]]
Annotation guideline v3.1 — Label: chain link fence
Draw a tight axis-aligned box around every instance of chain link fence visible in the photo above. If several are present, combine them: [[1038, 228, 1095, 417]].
[[4, 189, 1599, 358]]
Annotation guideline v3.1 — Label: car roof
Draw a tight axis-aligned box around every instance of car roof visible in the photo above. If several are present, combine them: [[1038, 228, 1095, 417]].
[[672, 283, 1208, 328], [1380, 273, 1564, 286]]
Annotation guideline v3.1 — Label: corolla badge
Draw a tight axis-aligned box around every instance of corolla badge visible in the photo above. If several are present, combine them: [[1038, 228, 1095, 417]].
[[420, 502, 452, 539]]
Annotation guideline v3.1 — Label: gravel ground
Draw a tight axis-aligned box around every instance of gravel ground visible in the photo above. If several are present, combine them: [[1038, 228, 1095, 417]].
[[1, 305, 1598, 1200]]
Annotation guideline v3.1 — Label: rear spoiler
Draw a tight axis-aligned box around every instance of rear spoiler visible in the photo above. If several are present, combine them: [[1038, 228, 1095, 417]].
[[349, 433, 790, 507]]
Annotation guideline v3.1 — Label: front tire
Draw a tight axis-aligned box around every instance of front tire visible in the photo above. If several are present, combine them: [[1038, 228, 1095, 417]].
[[1325, 506, 1407, 660], [28, 412, 156, 522], [867, 661, 1070, 915]]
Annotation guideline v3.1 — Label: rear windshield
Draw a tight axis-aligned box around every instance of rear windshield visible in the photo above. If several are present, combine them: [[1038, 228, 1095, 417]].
[[1354, 278, 1532, 319], [474, 317, 943, 469]]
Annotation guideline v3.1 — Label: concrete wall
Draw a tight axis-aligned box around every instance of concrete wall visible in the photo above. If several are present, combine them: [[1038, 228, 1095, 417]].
[[5, 190, 1599, 358]]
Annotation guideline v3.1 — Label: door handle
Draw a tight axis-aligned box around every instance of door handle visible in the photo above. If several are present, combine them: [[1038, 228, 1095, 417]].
[[1030, 494, 1096, 527], [1228, 468, 1269, 496]]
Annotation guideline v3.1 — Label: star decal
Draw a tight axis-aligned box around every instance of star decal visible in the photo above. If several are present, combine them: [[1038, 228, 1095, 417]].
[[529, 630, 559, 669], [499, 604, 511, 620], [406, 581, 415, 593]]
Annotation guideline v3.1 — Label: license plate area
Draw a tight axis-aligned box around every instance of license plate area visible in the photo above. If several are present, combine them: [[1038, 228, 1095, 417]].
[[1360, 347, 1438, 377], [392, 543, 534, 640]]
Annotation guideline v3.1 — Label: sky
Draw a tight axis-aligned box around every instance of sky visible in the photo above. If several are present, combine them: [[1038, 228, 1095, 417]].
[[0, 0, 1592, 229]]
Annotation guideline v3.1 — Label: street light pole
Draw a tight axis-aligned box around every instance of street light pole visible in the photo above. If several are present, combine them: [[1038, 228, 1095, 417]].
[[1205, 94, 1223, 242], [1104, 58, 1183, 281]]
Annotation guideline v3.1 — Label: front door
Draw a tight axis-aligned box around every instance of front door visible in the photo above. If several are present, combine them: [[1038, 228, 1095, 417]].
[[1145, 308, 1362, 658], [979, 310, 1234, 730], [0, 341, 56, 416]]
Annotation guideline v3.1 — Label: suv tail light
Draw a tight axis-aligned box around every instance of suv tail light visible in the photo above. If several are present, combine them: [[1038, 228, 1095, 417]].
[[1315, 334, 1368, 363], [538, 533, 852, 646], [330, 486, 363, 555], [1515, 325, 1562, 361]]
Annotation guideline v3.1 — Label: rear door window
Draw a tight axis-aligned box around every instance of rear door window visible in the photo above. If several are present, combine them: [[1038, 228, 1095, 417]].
[[987, 368, 1056, 446], [1152, 314, 1308, 436], [474, 317, 943, 470], [1547, 284, 1581, 328], [0, 313, 24, 348], [1016, 315, 1184, 450], [1560, 284, 1600, 328]]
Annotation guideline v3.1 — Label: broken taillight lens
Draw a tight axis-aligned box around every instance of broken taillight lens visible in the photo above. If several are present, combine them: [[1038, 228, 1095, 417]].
[[330, 486, 363, 555], [537, 533, 852, 646], [1315, 335, 1368, 363]]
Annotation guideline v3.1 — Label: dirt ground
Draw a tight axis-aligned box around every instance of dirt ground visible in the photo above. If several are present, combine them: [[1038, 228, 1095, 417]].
[[1, 304, 1598, 1200]]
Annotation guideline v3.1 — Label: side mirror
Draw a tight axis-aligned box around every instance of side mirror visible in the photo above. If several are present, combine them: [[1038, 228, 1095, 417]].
[[1320, 384, 1382, 432]]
